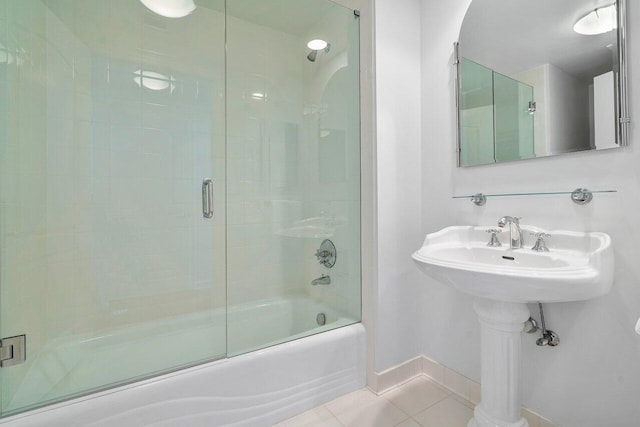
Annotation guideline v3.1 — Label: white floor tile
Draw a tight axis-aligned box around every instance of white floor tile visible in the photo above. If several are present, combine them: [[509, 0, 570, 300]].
[[326, 389, 408, 427], [383, 377, 449, 416], [413, 396, 474, 427], [449, 393, 475, 410], [273, 406, 342, 427], [277, 380, 557, 427], [325, 389, 379, 415], [395, 418, 422, 427]]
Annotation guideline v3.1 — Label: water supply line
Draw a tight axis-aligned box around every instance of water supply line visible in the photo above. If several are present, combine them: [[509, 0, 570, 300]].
[[535, 303, 560, 346], [524, 303, 559, 346]]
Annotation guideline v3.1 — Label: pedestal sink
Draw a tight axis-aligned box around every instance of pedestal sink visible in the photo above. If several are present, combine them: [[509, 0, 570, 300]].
[[412, 225, 614, 427]]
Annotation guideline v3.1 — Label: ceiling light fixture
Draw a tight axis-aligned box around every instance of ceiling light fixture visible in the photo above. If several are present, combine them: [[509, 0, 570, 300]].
[[139, 0, 196, 18], [134, 69, 176, 92], [307, 39, 328, 51], [573, 4, 617, 35]]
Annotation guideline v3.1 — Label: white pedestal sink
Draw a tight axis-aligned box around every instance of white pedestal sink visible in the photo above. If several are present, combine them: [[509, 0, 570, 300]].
[[412, 225, 614, 427]]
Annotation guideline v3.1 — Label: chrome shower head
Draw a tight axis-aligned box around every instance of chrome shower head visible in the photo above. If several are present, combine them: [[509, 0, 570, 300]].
[[306, 43, 330, 62], [307, 50, 318, 62]]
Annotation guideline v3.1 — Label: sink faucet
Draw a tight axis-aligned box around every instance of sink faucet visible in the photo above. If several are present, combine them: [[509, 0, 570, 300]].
[[497, 216, 523, 249], [311, 274, 331, 286]]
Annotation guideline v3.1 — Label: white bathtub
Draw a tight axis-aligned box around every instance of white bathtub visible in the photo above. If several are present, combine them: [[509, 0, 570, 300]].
[[0, 298, 365, 426]]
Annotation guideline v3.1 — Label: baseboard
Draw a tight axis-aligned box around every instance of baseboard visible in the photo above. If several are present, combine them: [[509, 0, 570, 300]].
[[368, 356, 424, 394], [369, 355, 557, 427]]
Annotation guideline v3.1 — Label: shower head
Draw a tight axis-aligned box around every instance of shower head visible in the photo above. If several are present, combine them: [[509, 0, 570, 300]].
[[307, 50, 318, 62], [306, 43, 331, 62]]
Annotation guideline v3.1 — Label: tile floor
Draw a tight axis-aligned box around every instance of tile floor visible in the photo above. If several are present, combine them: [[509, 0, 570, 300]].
[[274, 376, 475, 427], [275, 375, 556, 427]]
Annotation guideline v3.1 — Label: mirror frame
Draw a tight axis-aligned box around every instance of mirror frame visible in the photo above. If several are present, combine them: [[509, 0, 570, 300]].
[[454, 0, 630, 167]]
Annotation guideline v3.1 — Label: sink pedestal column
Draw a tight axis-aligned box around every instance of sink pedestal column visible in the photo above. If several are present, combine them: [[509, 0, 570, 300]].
[[468, 300, 530, 427]]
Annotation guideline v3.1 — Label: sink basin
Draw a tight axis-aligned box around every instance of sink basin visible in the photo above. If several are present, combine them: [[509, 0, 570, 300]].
[[412, 225, 614, 303]]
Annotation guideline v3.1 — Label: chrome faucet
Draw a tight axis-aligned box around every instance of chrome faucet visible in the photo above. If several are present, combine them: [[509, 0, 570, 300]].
[[497, 216, 523, 249], [311, 274, 331, 286]]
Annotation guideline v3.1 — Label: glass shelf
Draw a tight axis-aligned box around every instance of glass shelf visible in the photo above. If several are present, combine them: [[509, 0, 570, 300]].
[[453, 189, 617, 206]]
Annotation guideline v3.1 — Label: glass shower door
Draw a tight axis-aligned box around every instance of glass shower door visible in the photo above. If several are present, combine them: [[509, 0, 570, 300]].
[[0, 0, 226, 416], [225, 0, 361, 356], [494, 72, 535, 162], [459, 58, 495, 166]]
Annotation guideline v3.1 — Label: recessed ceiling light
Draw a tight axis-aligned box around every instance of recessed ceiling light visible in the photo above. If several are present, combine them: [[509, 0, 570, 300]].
[[250, 92, 265, 100], [307, 39, 328, 51], [140, 0, 196, 18], [574, 4, 617, 35], [134, 69, 176, 92]]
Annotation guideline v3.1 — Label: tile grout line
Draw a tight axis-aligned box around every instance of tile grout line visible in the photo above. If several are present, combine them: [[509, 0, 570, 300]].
[[383, 398, 412, 424], [380, 376, 467, 427], [321, 403, 346, 426]]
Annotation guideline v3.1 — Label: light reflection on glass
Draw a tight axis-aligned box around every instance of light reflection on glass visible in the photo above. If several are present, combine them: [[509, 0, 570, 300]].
[[133, 69, 176, 92]]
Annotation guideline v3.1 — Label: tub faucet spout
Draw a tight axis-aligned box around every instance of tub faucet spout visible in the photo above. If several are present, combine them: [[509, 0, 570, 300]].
[[311, 274, 331, 286]]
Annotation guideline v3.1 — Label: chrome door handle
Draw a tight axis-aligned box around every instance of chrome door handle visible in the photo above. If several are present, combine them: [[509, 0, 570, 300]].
[[202, 178, 214, 219]]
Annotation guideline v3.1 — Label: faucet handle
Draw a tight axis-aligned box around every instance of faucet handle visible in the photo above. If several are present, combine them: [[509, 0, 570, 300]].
[[530, 232, 551, 252], [529, 232, 551, 238], [486, 228, 502, 247]]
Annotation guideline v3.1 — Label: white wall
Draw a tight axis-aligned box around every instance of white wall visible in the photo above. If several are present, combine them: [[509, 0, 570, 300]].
[[419, 0, 640, 426], [373, 0, 425, 371]]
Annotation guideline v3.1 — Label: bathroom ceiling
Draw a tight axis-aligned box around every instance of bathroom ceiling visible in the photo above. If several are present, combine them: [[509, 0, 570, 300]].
[[226, 0, 338, 36], [41, 0, 340, 79], [460, 0, 617, 81], [41, 0, 225, 78]]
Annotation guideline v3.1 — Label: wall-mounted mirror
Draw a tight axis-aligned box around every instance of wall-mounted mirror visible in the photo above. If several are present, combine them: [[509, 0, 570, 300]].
[[456, 0, 629, 167]]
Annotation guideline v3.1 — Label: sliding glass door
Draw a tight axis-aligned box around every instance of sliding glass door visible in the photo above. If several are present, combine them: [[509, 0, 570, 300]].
[[225, 0, 361, 356], [0, 0, 361, 417], [0, 0, 226, 415]]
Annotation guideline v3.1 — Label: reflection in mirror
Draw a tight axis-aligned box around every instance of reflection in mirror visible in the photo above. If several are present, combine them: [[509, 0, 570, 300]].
[[456, 0, 629, 167]]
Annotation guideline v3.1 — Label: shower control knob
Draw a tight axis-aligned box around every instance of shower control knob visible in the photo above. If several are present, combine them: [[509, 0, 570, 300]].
[[315, 250, 330, 258], [314, 239, 337, 269]]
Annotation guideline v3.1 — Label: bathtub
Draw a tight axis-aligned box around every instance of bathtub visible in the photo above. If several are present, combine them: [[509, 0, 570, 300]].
[[0, 297, 365, 426]]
